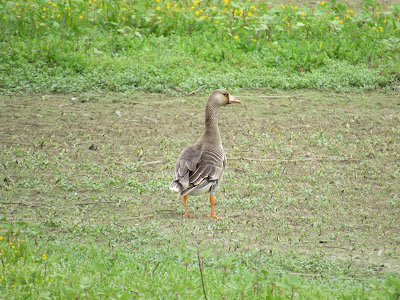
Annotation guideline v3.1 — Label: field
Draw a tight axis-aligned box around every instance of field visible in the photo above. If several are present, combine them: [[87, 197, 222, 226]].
[[1, 0, 400, 94], [1, 0, 400, 298], [1, 90, 400, 298]]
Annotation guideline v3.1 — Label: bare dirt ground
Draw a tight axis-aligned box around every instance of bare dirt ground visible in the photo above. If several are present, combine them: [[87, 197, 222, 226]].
[[1, 90, 399, 277]]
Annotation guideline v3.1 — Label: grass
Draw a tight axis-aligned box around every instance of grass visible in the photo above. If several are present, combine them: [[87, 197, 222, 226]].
[[1, 91, 399, 298], [1, 0, 400, 297], [1, 0, 400, 94]]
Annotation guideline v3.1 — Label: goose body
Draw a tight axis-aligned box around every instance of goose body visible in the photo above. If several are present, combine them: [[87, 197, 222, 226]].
[[170, 89, 240, 218]]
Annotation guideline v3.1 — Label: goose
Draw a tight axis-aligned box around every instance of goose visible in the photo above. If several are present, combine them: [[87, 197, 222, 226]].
[[170, 89, 240, 219]]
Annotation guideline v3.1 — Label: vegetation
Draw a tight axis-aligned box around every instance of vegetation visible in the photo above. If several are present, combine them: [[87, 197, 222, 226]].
[[1, 0, 399, 298], [1, 0, 400, 93], [1, 91, 399, 298]]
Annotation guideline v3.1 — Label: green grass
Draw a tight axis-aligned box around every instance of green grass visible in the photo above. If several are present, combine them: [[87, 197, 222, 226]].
[[1, 225, 400, 299], [1, 91, 399, 298], [1, 0, 400, 94], [1, 0, 400, 297]]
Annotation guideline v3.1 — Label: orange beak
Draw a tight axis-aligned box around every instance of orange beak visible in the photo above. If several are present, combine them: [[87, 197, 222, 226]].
[[228, 94, 241, 104]]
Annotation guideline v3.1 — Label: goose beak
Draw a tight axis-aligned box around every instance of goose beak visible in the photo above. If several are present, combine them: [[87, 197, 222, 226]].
[[228, 94, 241, 104]]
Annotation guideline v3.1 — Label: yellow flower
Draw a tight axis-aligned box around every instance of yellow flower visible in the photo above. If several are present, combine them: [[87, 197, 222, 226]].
[[80, 15, 83, 19], [20, 257, 23, 259], [122, 16, 126, 21], [339, 20, 343, 24], [247, 12, 251, 17], [57, 14, 60, 18], [0, 236, 3, 240], [16, 3, 20, 5], [376, 11, 379, 14], [253, 39, 257, 42], [234, 35, 239, 39], [216, 20, 219, 23], [43, 7, 47, 10], [302, 11, 306, 16], [384, 19, 387, 23], [156, 6, 160, 10], [320, 43, 322, 47], [195, 11, 199, 15], [42, 254, 47, 259], [175, 8, 179, 12], [320, 1, 325, 5], [280, 4, 284, 9], [200, 16, 205, 19]]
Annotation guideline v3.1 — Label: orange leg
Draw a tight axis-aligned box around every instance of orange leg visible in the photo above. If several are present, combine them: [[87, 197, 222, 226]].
[[183, 195, 191, 217], [208, 195, 225, 219]]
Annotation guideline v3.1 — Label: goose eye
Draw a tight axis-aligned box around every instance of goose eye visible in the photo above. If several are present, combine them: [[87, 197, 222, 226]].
[[223, 93, 227, 96]]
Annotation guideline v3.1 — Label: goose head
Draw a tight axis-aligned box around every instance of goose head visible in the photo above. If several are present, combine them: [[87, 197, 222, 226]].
[[208, 89, 241, 107]]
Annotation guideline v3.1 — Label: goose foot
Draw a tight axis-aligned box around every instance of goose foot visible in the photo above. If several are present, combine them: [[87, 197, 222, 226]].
[[208, 195, 225, 219], [208, 213, 226, 220]]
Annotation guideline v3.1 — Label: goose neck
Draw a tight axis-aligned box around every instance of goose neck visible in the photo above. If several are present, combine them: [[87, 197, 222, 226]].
[[203, 102, 221, 142]]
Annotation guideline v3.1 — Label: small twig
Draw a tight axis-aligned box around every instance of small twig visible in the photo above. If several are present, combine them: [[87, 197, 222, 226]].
[[256, 245, 261, 297], [229, 157, 359, 163], [152, 261, 161, 275], [186, 85, 206, 96], [289, 124, 311, 129], [140, 160, 162, 167], [135, 113, 157, 122], [0, 202, 42, 206], [288, 272, 323, 278], [113, 160, 163, 167], [258, 95, 302, 99], [153, 99, 187, 105], [197, 243, 208, 300], [73, 201, 117, 206], [170, 86, 184, 93]]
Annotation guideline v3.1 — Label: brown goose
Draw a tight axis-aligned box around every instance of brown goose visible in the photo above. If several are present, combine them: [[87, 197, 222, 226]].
[[170, 89, 240, 219]]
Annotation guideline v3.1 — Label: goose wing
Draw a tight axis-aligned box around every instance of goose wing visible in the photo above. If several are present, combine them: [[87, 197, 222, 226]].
[[170, 146, 226, 194]]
